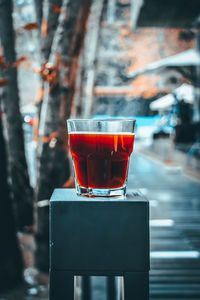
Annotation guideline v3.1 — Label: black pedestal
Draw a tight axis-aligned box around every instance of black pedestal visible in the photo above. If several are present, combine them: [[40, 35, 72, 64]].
[[50, 189, 149, 300]]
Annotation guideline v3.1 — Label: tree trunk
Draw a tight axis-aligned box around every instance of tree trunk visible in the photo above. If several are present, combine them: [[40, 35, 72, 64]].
[[40, 0, 62, 63], [70, 53, 84, 117], [82, 0, 105, 118], [35, 0, 91, 273], [34, 0, 43, 28], [0, 0, 33, 229], [33, 0, 62, 144], [0, 110, 23, 291]]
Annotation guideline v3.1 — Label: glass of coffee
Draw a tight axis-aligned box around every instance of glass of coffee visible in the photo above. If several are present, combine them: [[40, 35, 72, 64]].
[[67, 119, 135, 197]]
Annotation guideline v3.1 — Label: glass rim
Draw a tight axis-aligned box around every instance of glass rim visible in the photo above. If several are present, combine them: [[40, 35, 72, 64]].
[[67, 118, 136, 122]]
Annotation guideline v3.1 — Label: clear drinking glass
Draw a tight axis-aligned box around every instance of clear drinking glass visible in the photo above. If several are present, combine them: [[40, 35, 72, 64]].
[[67, 119, 135, 197]]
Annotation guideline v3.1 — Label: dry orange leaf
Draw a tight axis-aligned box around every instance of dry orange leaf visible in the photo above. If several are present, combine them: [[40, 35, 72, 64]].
[[37, 86, 44, 101], [2, 63, 11, 69], [0, 56, 11, 69], [13, 55, 27, 68], [0, 46, 4, 56], [42, 131, 59, 143], [164, 158, 174, 164], [52, 3, 62, 14], [41, 20, 48, 37], [119, 0, 129, 3], [50, 132, 59, 139], [22, 22, 38, 31], [0, 56, 4, 65], [42, 136, 50, 143], [36, 56, 61, 91], [62, 177, 75, 188], [22, 61, 32, 70], [0, 78, 9, 87]]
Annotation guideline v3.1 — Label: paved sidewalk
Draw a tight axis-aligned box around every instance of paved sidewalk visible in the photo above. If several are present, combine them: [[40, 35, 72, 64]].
[[135, 138, 200, 181]]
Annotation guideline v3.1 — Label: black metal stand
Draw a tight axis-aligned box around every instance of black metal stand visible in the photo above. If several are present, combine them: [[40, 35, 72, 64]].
[[50, 189, 149, 300]]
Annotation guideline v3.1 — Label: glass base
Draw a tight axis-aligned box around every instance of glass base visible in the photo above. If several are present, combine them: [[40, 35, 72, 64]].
[[76, 185, 126, 198]]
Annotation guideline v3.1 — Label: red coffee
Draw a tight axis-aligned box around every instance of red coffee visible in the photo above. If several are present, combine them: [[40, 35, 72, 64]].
[[69, 132, 134, 189]]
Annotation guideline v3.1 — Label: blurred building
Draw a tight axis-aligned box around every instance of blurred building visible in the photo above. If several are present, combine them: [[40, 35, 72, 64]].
[[90, 0, 200, 117]]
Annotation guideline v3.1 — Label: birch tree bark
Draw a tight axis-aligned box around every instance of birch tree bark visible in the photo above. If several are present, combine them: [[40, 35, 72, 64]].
[[33, 0, 62, 133], [82, 0, 105, 118], [40, 0, 62, 62], [0, 0, 33, 229], [0, 111, 23, 291], [70, 53, 84, 117], [35, 0, 91, 272], [34, 0, 43, 28]]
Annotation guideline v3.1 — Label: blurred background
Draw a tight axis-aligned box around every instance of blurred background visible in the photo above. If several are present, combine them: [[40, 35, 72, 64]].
[[0, 0, 200, 299]]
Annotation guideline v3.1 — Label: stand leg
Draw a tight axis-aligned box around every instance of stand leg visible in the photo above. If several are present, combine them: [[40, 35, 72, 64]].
[[50, 270, 74, 300], [107, 276, 116, 300], [82, 276, 91, 300], [118, 277, 124, 300], [124, 272, 149, 300]]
